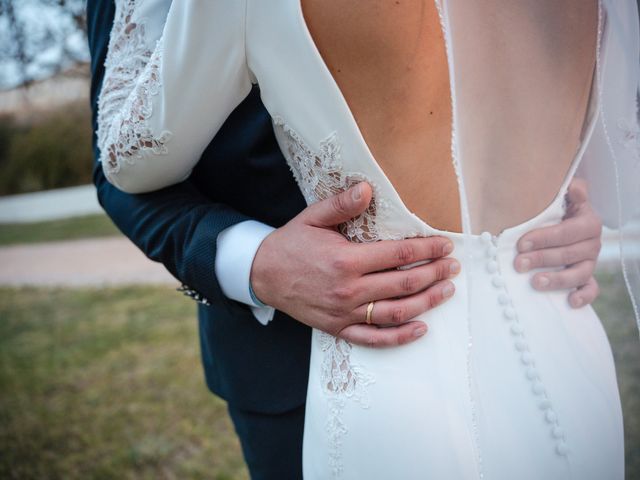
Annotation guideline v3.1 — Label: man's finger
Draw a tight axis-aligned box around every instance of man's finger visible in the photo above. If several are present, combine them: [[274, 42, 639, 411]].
[[339, 321, 428, 348], [531, 260, 595, 291], [351, 236, 454, 273], [568, 277, 600, 308], [565, 178, 589, 206], [514, 238, 601, 272], [517, 215, 601, 252], [299, 182, 373, 228], [349, 279, 455, 326], [357, 257, 460, 303]]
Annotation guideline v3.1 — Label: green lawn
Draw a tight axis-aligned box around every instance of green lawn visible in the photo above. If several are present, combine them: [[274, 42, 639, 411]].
[[0, 214, 121, 246], [592, 271, 640, 479], [0, 274, 638, 479], [0, 286, 248, 480]]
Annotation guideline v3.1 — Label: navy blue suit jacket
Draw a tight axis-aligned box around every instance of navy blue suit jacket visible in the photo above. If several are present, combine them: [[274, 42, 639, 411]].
[[87, 0, 311, 414]]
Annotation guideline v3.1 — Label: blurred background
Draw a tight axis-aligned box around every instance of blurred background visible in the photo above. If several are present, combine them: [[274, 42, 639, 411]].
[[0, 1, 638, 479], [0, 1, 248, 478]]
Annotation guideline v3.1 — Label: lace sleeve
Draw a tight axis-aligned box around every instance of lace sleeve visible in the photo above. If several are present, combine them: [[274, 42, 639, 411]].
[[96, 0, 253, 194]]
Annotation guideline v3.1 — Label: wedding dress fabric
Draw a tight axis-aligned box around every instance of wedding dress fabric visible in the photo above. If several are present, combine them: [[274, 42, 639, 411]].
[[97, 1, 640, 478]]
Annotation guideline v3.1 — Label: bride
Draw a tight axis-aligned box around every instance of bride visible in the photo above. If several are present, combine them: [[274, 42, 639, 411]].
[[96, 0, 640, 478]]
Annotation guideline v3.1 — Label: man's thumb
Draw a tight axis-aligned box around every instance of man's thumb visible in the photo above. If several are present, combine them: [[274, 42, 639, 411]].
[[301, 182, 373, 228]]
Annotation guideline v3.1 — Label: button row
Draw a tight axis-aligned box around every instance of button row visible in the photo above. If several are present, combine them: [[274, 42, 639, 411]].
[[480, 232, 568, 458]]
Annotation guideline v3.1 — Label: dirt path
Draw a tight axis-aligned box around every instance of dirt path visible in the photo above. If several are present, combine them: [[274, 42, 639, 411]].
[[0, 230, 632, 288], [0, 236, 177, 287]]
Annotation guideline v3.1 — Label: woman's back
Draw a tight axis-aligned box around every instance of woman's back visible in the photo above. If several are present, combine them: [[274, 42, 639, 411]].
[[299, 0, 598, 234], [99, 0, 597, 238], [302, 0, 459, 231]]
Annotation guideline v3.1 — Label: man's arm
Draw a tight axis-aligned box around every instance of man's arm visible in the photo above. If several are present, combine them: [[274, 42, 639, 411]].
[[88, 0, 458, 347], [88, 0, 253, 307]]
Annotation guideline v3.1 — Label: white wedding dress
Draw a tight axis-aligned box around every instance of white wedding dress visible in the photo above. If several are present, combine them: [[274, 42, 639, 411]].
[[96, 1, 640, 478]]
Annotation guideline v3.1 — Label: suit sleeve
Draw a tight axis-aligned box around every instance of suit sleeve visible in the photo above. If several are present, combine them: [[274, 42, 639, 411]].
[[88, 0, 261, 310]]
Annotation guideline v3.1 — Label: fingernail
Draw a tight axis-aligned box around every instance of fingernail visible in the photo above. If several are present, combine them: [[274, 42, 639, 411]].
[[571, 296, 584, 308], [351, 184, 362, 201], [535, 275, 550, 288], [443, 242, 454, 255], [413, 325, 428, 337], [442, 282, 455, 297], [520, 241, 534, 252], [450, 261, 460, 274], [516, 257, 531, 272]]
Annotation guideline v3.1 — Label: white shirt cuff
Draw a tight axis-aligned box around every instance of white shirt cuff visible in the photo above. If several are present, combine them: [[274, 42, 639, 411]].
[[215, 220, 276, 325]]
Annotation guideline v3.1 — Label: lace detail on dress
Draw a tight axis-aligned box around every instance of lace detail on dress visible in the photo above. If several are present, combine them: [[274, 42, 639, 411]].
[[272, 115, 403, 243], [617, 118, 640, 164], [272, 115, 385, 477], [96, 0, 172, 176], [319, 334, 374, 477]]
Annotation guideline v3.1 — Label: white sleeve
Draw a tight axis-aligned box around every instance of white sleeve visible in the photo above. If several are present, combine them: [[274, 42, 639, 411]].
[[97, 0, 253, 194], [215, 220, 277, 325]]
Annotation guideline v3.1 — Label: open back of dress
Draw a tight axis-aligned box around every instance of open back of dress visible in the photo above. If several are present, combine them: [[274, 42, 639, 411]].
[[432, 3, 640, 477], [438, 0, 599, 235]]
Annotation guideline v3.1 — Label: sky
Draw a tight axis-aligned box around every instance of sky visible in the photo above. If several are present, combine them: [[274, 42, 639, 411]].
[[0, 1, 89, 91]]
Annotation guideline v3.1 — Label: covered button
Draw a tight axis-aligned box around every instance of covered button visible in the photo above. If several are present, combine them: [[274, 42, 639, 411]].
[[539, 398, 552, 410], [521, 352, 533, 365], [532, 381, 545, 395], [545, 410, 558, 423], [486, 260, 499, 273], [510, 323, 524, 335], [556, 441, 568, 456], [515, 339, 528, 351], [498, 293, 511, 305]]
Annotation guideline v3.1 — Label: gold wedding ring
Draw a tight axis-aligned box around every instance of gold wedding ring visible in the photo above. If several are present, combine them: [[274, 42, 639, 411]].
[[365, 301, 375, 325]]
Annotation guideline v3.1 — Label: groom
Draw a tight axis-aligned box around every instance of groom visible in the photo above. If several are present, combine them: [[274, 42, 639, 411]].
[[87, 1, 604, 478]]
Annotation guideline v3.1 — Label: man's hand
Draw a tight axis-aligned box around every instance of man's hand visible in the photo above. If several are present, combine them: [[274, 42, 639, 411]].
[[514, 178, 602, 308], [250, 182, 460, 348]]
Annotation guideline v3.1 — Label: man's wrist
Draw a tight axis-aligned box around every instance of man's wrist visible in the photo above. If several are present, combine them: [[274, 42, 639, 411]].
[[215, 220, 276, 318]]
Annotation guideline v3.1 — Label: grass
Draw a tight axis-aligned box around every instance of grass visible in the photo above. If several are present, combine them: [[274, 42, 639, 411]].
[[0, 273, 637, 479], [592, 271, 640, 479], [0, 286, 248, 480], [0, 214, 121, 246]]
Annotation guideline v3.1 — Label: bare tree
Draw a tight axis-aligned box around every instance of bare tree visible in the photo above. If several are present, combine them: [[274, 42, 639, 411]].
[[0, 0, 89, 90], [0, 0, 33, 88]]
